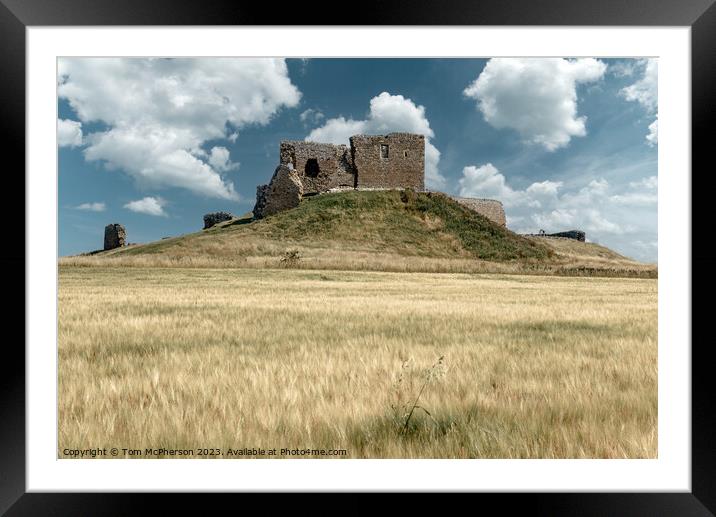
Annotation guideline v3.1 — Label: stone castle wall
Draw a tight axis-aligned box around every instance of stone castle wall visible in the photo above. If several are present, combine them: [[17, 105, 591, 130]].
[[258, 133, 507, 223], [260, 165, 303, 217], [280, 141, 356, 194], [351, 133, 425, 191], [450, 197, 506, 226], [279, 133, 424, 193]]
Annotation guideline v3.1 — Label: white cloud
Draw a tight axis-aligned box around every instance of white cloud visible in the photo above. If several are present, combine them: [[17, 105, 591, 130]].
[[526, 180, 562, 197], [646, 117, 658, 146], [75, 201, 105, 212], [364, 92, 434, 137], [208, 146, 237, 172], [58, 118, 83, 147], [124, 196, 167, 217], [457, 163, 659, 260], [584, 178, 609, 194], [306, 92, 446, 189], [621, 59, 658, 146], [629, 176, 657, 190], [58, 58, 302, 200], [525, 180, 563, 208], [610, 192, 658, 206], [458, 163, 517, 203], [300, 108, 324, 125], [423, 143, 444, 190], [307, 116, 367, 144], [621, 58, 657, 112], [610, 176, 657, 206], [463, 58, 607, 151], [532, 208, 576, 228], [608, 60, 637, 78], [457, 163, 561, 208]]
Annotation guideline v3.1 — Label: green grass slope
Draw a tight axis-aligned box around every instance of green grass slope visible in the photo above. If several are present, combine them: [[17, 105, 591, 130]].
[[66, 190, 655, 277], [115, 190, 551, 261]]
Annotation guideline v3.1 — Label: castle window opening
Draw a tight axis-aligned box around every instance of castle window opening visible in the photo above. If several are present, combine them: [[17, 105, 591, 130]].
[[305, 158, 320, 177], [404, 150, 408, 157], [380, 144, 389, 159]]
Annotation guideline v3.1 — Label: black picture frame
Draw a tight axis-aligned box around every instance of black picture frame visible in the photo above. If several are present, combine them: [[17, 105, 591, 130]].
[[3, 0, 714, 513]]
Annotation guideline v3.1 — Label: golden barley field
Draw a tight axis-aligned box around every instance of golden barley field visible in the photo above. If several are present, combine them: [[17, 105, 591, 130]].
[[58, 266, 657, 459]]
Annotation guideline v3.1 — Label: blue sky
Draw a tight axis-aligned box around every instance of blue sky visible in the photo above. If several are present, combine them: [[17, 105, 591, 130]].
[[58, 58, 658, 262]]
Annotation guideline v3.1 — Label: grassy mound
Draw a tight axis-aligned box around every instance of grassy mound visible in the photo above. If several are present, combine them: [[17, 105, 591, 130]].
[[64, 190, 655, 277], [112, 189, 551, 262], [248, 190, 551, 261]]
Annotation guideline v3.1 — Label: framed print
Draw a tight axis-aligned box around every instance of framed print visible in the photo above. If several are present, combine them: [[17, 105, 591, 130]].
[[3, 0, 715, 512]]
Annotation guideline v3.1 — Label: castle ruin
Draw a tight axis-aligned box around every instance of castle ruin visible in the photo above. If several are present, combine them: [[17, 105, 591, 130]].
[[277, 132, 426, 194], [95, 133, 589, 252], [104, 223, 126, 250], [254, 132, 508, 228], [253, 132, 430, 219]]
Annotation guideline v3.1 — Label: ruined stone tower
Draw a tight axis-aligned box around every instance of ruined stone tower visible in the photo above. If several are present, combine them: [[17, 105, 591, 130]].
[[104, 223, 126, 250], [350, 133, 425, 191]]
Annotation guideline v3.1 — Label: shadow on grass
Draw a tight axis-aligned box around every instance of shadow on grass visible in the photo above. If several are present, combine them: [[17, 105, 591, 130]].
[[224, 216, 254, 228], [341, 407, 504, 458]]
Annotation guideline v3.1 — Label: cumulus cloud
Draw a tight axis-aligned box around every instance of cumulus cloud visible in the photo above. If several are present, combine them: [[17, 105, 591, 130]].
[[459, 164, 518, 204], [58, 118, 83, 147], [207, 146, 238, 172], [307, 116, 367, 144], [610, 192, 658, 206], [458, 163, 658, 260], [124, 196, 167, 217], [463, 58, 607, 151], [300, 108, 324, 125], [423, 144, 443, 190], [621, 58, 658, 146], [306, 92, 446, 189], [58, 58, 302, 200], [613, 174, 657, 205], [75, 201, 105, 212], [621, 58, 657, 112], [629, 175, 658, 190], [526, 180, 563, 200], [458, 163, 562, 209], [608, 60, 637, 78]]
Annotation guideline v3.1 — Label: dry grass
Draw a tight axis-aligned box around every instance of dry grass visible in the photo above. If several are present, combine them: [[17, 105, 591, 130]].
[[58, 266, 657, 459], [60, 238, 656, 278]]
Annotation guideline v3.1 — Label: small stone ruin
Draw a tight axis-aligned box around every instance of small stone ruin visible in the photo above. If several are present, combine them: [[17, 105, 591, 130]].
[[103, 223, 126, 250], [203, 211, 234, 229], [448, 196, 506, 226], [253, 164, 303, 219], [547, 230, 586, 242], [253, 184, 270, 220], [527, 229, 586, 242]]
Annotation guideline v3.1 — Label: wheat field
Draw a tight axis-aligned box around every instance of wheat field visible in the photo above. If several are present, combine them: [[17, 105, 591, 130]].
[[58, 266, 657, 459]]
